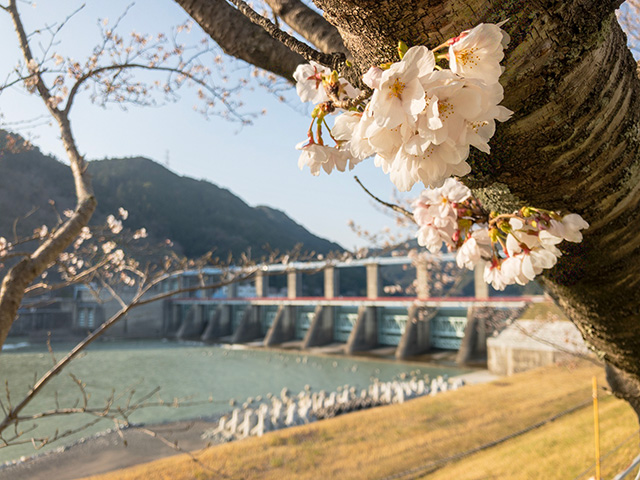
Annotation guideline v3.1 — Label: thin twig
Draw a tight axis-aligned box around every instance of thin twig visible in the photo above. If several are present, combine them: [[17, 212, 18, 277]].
[[226, 0, 346, 71], [332, 89, 372, 110], [46, 332, 57, 365], [134, 425, 221, 475], [0, 269, 257, 437], [354, 176, 415, 222]]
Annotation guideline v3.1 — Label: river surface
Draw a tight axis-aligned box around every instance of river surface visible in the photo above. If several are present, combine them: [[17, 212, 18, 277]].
[[0, 339, 468, 463]]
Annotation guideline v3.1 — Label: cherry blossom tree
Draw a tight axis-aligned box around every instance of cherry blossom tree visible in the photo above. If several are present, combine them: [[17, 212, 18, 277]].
[[173, 0, 640, 418], [0, 0, 266, 449]]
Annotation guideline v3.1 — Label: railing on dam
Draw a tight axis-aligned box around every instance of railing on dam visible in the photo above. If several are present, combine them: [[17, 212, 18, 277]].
[[169, 296, 542, 359]]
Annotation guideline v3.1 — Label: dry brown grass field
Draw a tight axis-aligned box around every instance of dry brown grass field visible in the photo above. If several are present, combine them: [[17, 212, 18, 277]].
[[83, 359, 639, 480]]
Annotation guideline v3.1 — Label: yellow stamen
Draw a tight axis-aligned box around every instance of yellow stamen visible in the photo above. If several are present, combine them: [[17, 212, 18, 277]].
[[388, 78, 405, 99], [457, 48, 478, 67]]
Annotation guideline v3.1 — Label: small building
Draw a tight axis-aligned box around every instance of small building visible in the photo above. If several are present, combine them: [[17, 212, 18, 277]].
[[487, 318, 591, 376]]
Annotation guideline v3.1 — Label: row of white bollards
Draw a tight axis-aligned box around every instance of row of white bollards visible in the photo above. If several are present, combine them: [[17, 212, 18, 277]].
[[203, 375, 465, 442]]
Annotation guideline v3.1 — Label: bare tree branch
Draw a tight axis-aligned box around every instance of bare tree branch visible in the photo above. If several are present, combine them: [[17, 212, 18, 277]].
[[354, 176, 415, 222], [0, 267, 257, 437], [174, 0, 306, 81], [0, 1, 98, 348], [264, 0, 348, 55], [227, 0, 345, 70]]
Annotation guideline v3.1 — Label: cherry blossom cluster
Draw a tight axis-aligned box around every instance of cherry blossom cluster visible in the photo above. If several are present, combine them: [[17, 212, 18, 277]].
[[57, 207, 138, 280], [21, 17, 256, 123], [0, 207, 148, 288], [412, 178, 589, 290], [294, 23, 512, 190]]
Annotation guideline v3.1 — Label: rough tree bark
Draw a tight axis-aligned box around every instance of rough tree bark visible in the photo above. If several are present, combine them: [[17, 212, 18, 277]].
[[177, 0, 640, 418], [176, 0, 305, 80], [263, 0, 348, 55]]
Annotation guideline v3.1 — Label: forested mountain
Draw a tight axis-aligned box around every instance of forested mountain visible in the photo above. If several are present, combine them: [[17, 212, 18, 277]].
[[0, 141, 341, 259]]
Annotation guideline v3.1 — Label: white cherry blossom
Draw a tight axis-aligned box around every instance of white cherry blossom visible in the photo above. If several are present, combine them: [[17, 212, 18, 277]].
[[547, 213, 590, 243], [293, 62, 361, 105], [294, 62, 331, 104], [413, 178, 471, 249], [417, 176, 471, 205], [106, 214, 123, 234], [416, 223, 453, 253], [448, 23, 510, 85], [484, 261, 508, 290], [331, 111, 370, 168], [296, 141, 353, 176], [368, 46, 435, 128], [456, 229, 492, 270], [362, 66, 383, 90]]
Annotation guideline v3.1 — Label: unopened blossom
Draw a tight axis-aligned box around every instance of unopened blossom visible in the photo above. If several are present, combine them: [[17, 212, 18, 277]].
[[34, 225, 48, 239], [448, 23, 510, 85], [118, 207, 129, 220]]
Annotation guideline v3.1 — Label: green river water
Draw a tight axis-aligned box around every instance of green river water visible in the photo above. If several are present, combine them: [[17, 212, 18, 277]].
[[0, 340, 468, 463]]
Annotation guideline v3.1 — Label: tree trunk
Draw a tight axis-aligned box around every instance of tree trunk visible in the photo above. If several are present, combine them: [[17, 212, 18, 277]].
[[0, 0, 97, 348], [315, 0, 640, 418]]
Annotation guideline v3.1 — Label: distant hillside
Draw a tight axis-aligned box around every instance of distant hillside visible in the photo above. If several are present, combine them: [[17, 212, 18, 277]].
[[0, 141, 341, 259]]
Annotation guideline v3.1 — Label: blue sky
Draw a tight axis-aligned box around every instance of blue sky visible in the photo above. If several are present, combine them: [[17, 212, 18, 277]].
[[0, 0, 422, 250], [1, 2, 635, 251]]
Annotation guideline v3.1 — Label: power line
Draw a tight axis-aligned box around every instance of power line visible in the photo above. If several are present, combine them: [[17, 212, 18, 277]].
[[572, 430, 640, 480]]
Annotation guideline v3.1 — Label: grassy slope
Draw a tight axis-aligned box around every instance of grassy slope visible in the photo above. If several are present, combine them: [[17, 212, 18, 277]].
[[85, 361, 638, 480]]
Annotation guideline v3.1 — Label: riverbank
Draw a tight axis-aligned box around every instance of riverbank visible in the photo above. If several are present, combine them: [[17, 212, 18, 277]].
[[0, 419, 221, 480], [82, 360, 637, 480], [0, 340, 470, 465], [0, 369, 494, 480]]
